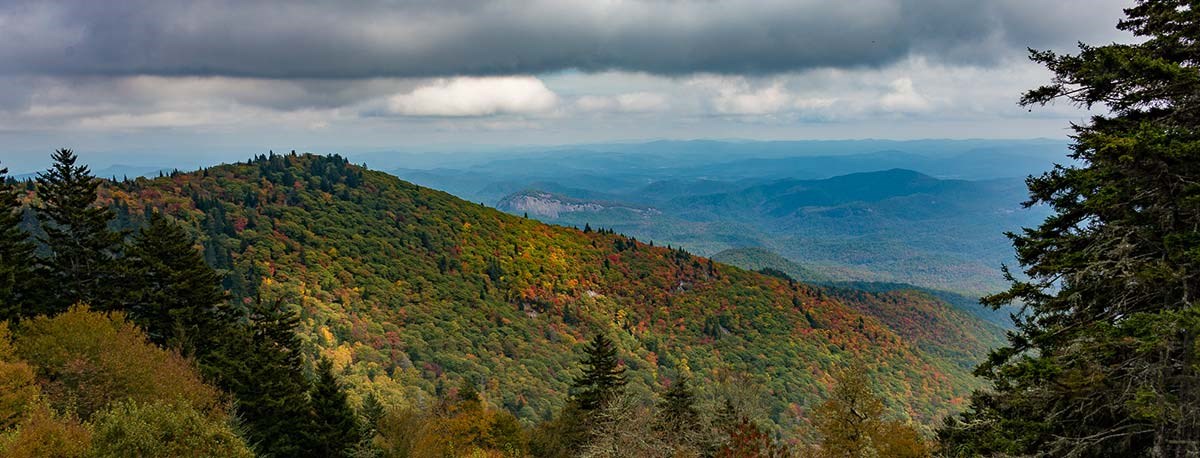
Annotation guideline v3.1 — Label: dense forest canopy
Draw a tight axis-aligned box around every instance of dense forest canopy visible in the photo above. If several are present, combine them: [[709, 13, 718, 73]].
[[0, 149, 996, 456]]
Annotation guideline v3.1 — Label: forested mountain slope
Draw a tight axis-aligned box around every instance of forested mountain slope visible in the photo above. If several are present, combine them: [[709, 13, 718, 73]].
[[100, 153, 1000, 433]]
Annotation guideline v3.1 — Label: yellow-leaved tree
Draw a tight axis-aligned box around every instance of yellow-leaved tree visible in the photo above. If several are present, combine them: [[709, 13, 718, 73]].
[[811, 364, 930, 458]]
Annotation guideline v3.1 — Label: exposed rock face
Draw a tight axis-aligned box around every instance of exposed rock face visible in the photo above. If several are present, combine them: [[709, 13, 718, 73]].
[[497, 190, 659, 218], [498, 192, 605, 218]]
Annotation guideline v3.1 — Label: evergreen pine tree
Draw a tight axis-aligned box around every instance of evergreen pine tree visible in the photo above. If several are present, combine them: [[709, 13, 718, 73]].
[[309, 357, 362, 458], [33, 149, 125, 314], [125, 211, 234, 357], [359, 391, 385, 440], [571, 333, 627, 412], [456, 378, 482, 411], [656, 376, 700, 436], [0, 164, 35, 321], [939, 2, 1200, 456], [230, 297, 314, 457]]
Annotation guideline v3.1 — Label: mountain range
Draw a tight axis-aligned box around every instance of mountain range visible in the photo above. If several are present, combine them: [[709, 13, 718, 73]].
[[492, 169, 1045, 296], [98, 153, 1006, 436], [383, 139, 1061, 298]]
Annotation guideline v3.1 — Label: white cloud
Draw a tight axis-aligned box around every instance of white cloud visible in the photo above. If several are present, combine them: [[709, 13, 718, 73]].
[[615, 92, 668, 112], [879, 77, 930, 112], [699, 77, 794, 115], [385, 76, 558, 117], [575, 91, 668, 113], [575, 95, 614, 112], [793, 97, 836, 111]]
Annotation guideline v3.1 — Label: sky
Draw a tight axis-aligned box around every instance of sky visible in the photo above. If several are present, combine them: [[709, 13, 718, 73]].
[[0, 0, 1134, 172]]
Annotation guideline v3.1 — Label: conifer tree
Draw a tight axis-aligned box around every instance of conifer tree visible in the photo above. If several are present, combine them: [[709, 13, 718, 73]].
[[33, 149, 125, 314], [940, 2, 1200, 456], [656, 375, 707, 455], [657, 376, 700, 436], [229, 297, 314, 457], [309, 357, 362, 458], [0, 164, 35, 321], [125, 211, 233, 356], [571, 333, 627, 412], [455, 378, 482, 411], [359, 391, 385, 440]]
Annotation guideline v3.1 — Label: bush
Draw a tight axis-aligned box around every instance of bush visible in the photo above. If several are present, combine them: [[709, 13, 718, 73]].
[[89, 400, 253, 458], [0, 322, 38, 429], [0, 403, 91, 458], [13, 306, 225, 420]]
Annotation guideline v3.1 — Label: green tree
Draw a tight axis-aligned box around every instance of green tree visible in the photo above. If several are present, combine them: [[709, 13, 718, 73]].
[[939, 2, 1200, 456], [229, 297, 314, 457], [656, 376, 700, 438], [571, 333, 627, 412], [361, 391, 386, 434], [89, 400, 254, 458], [125, 211, 235, 358], [532, 334, 628, 457], [0, 164, 35, 321], [34, 149, 125, 314], [309, 357, 362, 458]]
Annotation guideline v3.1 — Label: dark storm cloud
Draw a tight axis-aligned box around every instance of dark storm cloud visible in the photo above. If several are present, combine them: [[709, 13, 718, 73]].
[[0, 0, 1128, 79]]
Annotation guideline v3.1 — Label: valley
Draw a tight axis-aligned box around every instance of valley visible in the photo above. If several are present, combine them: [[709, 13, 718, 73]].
[[387, 140, 1059, 297]]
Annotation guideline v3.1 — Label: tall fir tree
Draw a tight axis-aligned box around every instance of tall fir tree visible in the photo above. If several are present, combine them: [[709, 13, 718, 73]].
[[939, 2, 1200, 456], [532, 333, 628, 456], [657, 375, 700, 436], [0, 164, 35, 321], [308, 357, 362, 458], [570, 333, 627, 412], [228, 297, 314, 457], [359, 391, 385, 443], [34, 149, 126, 314], [125, 211, 236, 357]]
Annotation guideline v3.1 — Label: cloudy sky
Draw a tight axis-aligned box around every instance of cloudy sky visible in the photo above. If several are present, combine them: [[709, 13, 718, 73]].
[[0, 0, 1133, 171]]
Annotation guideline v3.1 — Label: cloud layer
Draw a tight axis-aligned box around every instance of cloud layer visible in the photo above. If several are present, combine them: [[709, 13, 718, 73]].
[[0, 0, 1133, 162], [1, 0, 1129, 78]]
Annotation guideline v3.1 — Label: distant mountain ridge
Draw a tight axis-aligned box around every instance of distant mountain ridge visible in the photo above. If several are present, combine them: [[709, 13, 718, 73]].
[[713, 247, 1017, 329], [489, 168, 1044, 295], [711, 247, 830, 284]]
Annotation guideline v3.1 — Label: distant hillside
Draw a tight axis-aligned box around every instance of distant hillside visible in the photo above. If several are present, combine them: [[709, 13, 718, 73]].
[[102, 153, 1005, 434], [713, 247, 1015, 329], [824, 281, 1016, 329], [489, 169, 1044, 296], [712, 247, 830, 284]]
